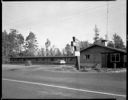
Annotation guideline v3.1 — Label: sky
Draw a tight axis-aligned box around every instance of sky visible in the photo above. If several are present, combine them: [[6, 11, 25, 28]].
[[2, 0, 126, 50]]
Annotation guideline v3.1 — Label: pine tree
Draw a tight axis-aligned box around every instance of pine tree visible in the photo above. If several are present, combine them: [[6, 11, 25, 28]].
[[93, 25, 100, 44]]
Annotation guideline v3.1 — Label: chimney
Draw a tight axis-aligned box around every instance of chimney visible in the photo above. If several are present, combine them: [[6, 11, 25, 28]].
[[101, 39, 107, 46]]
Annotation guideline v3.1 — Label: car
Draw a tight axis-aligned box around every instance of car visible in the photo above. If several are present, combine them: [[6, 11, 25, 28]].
[[54, 59, 66, 64], [59, 60, 66, 64]]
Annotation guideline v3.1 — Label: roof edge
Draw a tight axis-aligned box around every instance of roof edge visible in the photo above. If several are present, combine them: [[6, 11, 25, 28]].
[[80, 44, 126, 53]]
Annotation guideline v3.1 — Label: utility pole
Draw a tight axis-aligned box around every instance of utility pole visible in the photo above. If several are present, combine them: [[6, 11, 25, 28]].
[[106, 1, 109, 38], [71, 36, 80, 70]]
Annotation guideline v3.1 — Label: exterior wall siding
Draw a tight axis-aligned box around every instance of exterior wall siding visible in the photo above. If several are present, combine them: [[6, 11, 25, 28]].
[[80, 46, 114, 64]]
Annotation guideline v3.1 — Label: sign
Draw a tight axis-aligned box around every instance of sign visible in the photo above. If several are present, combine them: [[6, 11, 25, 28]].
[[71, 36, 81, 70], [73, 42, 77, 46], [71, 41, 78, 47], [75, 51, 80, 56]]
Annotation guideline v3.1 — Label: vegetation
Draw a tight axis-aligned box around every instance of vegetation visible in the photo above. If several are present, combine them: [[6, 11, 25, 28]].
[[92, 25, 126, 50], [79, 41, 91, 50], [2, 29, 25, 63], [93, 25, 100, 44], [2, 26, 126, 63], [45, 38, 51, 56], [64, 43, 73, 56], [24, 32, 38, 56], [2, 29, 38, 63], [107, 33, 126, 50]]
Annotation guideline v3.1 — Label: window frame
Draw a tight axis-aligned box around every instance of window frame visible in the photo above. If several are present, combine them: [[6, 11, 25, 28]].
[[85, 54, 90, 60], [110, 53, 120, 62]]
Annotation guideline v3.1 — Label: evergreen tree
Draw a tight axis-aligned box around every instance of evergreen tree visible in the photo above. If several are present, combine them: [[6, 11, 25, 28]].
[[93, 25, 100, 44], [113, 33, 125, 49]]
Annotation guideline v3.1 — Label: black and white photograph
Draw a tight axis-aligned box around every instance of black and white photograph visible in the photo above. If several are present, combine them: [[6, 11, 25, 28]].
[[2, 0, 126, 99]]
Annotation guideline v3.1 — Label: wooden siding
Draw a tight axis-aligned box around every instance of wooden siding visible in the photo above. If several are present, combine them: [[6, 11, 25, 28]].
[[80, 45, 126, 68], [80, 46, 115, 64]]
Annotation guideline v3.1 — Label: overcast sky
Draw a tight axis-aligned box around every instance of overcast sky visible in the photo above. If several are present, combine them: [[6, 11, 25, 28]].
[[2, 0, 126, 50]]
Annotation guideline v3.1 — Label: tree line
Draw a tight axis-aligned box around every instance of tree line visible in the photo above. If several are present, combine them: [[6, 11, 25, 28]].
[[2, 26, 126, 63], [2, 29, 74, 63], [93, 25, 126, 50]]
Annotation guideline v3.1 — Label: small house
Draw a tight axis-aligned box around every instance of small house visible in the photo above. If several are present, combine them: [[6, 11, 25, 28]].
[[80, 44, 126, 68]]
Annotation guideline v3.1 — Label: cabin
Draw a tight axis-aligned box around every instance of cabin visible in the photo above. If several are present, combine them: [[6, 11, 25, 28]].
[[80, 44, 126, 68]]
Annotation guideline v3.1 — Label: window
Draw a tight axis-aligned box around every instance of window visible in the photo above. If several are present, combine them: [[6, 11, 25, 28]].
[[85, 54, 90, 60], [110, 53, 120, 62]]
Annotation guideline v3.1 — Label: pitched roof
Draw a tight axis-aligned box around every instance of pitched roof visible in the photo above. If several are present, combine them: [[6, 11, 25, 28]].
[[80, 44, 126, 53]]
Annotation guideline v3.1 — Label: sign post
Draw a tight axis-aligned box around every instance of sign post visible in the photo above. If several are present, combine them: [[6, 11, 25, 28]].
[[71, 36, 80, 70], [75, 51, 80, 70]]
